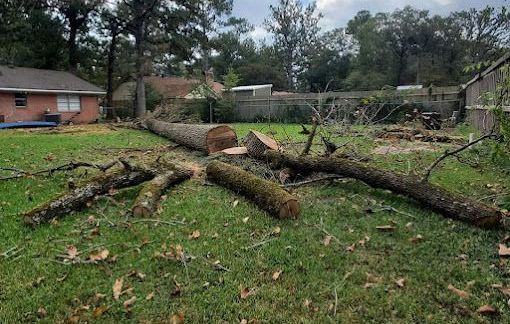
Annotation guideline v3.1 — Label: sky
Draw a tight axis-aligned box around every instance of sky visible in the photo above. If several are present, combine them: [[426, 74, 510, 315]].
[[232, 0, 508, 42]]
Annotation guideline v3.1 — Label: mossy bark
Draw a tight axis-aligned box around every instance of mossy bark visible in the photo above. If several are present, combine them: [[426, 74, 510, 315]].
[[24, 169, 155, 225], [206, 161, 299, 219], [132, 168, 193, 217], [145, 118, 238, 154], [265, 151, 505, 229]]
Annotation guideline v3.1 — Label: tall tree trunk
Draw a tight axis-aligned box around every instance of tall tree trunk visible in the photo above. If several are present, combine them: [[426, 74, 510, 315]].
[[106, 23, 119, 119], [68, 17, 79, 73], [134, 19, 146, 117]]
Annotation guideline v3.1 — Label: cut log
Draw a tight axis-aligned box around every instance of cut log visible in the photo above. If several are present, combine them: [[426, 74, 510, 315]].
[[243, 130, 279, 157], [264, 151, 505, 228], [132, 167, 193, 217], [145, 118, 238, 154], [221, 147, 249, 155], [206, 161, 299, 219], [24, 168, 155, 225]]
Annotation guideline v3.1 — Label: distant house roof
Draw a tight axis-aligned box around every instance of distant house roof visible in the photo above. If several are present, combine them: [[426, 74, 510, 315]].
[[112, 76, 224, 102], [0, 65, 105, 95], [231, 84, 273, 92]]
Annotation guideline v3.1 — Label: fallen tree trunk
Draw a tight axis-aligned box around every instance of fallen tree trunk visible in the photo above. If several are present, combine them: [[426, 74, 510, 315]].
[[24, 166, 155, 225], [264, 151, 505, 228], [145, 118, 238, 154], [206, 161, 299, 219], [132, 167, 193, 217]]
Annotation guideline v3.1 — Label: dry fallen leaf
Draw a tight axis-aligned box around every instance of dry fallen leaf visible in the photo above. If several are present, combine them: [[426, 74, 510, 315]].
[[242, 217, 250, 223], [376, 225, 396, 232], [240, 319, 248, 324], [346, 243, 356, 252], [188, 230, 201, 240], [405, 222, 413, 229], [409, 234, 423, 243], [233, 200, 239, 208], [323, 235, 332, 246], [89, 249, 109, 262], [113, 277, 123, 300], [447, 284, 471, 299], [395, 278, 406, 288], [497, 286, 510, 296], [271, 226, 281, 236], [499, 244, 510, 257], [37, 307, 47, 319], [146, 292, 155, 301], [240, 287, 255, 300], [66, 245, 78, 259], [123, 296, 136, 309], [477, 305, 497, 314], [272, 270, 282, 281], [169, 312, 185, 324], [92, 305, 109, 318]]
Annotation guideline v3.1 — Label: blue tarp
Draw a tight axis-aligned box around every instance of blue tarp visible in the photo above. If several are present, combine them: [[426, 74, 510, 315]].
[[0, 121, 57, 129]]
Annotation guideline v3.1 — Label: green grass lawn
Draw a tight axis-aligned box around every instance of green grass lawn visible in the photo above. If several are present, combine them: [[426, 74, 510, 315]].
[[1, 123, 509, 323]]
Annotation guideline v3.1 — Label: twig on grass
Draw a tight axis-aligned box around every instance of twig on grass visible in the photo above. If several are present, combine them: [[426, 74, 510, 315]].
[[0, 159, 119, 181], [243, 238, 276, 250], [282, 175, 344, 188], [422, 133, 497, 182]]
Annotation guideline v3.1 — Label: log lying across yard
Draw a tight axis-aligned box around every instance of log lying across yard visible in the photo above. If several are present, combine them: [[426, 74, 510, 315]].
[[264, 151, 506, 228], [132, 167, 193, 217], [24, 159, 194, 225], [206, 161, 300, 219], [145, 118, 238, 154], [24, 167, 155, 225]]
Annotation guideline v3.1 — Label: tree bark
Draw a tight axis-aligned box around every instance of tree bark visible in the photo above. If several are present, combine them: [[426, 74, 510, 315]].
[[24, 168, 155, 225], [264, 151, 505, 228], [145, 118, 238, 154], [244, 130, 279, 158], [132, 167, 193, 217], [206, 161, 299, 219], [134, 19, 146, 117], [106, 20, 119, 119]]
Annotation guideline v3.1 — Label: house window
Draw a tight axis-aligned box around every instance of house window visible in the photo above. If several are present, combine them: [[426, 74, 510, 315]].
[[15, 93, 27, 107], [57, 95, 81, 112]]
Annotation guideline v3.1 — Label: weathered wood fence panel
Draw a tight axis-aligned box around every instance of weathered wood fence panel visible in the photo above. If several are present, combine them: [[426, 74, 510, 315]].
[[234, 86, 461, 123]]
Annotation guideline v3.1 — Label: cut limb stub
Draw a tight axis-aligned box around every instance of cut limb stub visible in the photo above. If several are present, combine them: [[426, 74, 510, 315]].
[[206, 161, 299, 219], [132, 167, 193, 217], [24, 168, 155, 225], [145, 118, 238, 154], [243, 130, 279, 157], [264, 151, 506, 229]]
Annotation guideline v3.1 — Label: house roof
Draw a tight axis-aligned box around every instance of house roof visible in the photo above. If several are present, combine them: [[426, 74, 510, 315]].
[[0, 65, 105, 95], [112, 76, 224, 101], [464, 51, 510, 88], [231, 84, 273, 92]]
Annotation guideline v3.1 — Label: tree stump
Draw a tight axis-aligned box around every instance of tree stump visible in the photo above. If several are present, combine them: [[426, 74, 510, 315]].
[[243, 130, 279, 157], [206, 161, 299, 219], [145, 118, 238, 154]]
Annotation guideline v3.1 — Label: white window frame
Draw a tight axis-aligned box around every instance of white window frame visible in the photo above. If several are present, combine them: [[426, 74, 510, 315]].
[[57, 95, 81, 112], [15, 92, 27, 108]]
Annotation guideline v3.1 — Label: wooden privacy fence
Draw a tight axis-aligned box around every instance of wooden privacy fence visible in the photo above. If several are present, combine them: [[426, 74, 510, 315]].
[[233, 86, 461, 123]]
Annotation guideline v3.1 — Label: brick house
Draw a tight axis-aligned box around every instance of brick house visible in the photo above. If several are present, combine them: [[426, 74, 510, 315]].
[[0, 65, 105, 124]]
